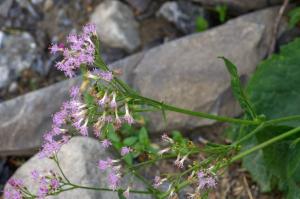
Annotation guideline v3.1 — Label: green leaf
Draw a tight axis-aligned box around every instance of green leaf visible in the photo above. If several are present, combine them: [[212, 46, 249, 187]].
[[139, 127, 150, 147], [123, 137, 138, 146], [195, 16, 208, 32], [117, 190, 126, 199], [220, 57, 257, 119], [288, 7, 300, 28], [215, 5, 227, 23], [246, 38, 300, 127], [123, 153, 133, 165], [107, 124, 121, 143], [235, 38, 300, 198]]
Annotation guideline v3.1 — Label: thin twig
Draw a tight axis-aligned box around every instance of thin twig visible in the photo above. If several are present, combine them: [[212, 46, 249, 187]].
[[242, 175, 254, 199], [268, 0, 289, 56]]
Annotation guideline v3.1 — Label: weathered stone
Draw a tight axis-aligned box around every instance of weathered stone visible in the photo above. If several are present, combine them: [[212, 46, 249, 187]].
[[0, 7, 287, 155], [0, 32, 37, 89], [0, 0, 13, 17], [90, 0, 141, 52], [133, 7, 287, 132], [192, 0, 282, 14], [4, 137, 151, 199], [125, 0, 151, 13], [157, 1, 209, 34], [0, 54, 143, 155], [0, 78, 81, 155]]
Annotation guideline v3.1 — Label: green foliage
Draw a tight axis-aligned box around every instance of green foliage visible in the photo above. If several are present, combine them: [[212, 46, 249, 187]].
[[107, 122, 157, 165], [220, 57, 257, 119], [288, 7, 300, 28], [215, 5, 227, 23], [230, 38, 300, 198], [195, 16, 208, 32]]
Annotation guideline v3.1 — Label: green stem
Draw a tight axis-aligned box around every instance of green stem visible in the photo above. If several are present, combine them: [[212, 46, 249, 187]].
[[53, 154, 71, 184], [69, 183, 151, 194], [233, 123, 266, 145], [130, 93, 259, 125], [230, 126, 300, 163]]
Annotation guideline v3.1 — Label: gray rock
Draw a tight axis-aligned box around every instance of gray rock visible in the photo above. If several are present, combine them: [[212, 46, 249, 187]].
[[133, 6, 286, 132], [8, 81, 18, 93], [125, 0, 151, 13], [0, 7, 287, 155], [0, 78, 81, 155], [90, 0, 141, 52], [0, 31, 37, 89], [0, 54, 143, 155], [157, 1, 208, 34], [0, 0, 13, 17], [4, 137, 152, 199], [192, 0, 282, 14]]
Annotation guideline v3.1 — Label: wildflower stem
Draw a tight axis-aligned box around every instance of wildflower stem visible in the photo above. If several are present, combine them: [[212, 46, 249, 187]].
[[53, 154, 71, 184], [230, 126, 300, 163], [129, 93, 259, 125], [68, 183, 152, 194], [233, 123, 266, 145]]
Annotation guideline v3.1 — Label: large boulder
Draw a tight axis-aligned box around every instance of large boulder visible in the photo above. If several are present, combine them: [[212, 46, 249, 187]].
[[4, 137, 151, 199], [90, 0, 141, 52], [0, 7, 287, 155], [133, 6, 286, 132], [192, 0, 283, 14]]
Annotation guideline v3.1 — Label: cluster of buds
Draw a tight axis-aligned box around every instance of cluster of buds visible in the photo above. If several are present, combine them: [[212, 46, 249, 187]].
[[31, 170, 63, 198], [4, 178, 24, 199], [4, 170, 64, 199]]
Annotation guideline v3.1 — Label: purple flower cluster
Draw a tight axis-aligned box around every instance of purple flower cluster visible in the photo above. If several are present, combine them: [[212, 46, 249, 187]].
[[89, 69, 113, 82], [33, 170, 62, 198], [197, 171, 217, 190], [120, 146, 132, 156], [39, 101, 71, 158], [39, 86, 89, 158], [97, 158, 121, 190], [4, 178, 24, 199], [50, 23, 96, 78]]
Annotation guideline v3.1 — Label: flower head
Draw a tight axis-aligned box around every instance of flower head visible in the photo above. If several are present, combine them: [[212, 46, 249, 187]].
[[107, 172, 121, 190], [123, 103, 134, 125], [153, 176, 167, 188], [101, 139, 112, 149], [51, 24, 96, 78], [197, 171, 217, 190], [121, 147, 132, 156]]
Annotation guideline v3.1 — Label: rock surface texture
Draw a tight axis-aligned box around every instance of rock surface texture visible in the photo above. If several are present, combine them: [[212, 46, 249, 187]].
[[90, 0, 141, 52], [192, 0, 282, 14], [4, 137, 151, 199], [0, 7, 286, 155], [0, 32, 37, 89]]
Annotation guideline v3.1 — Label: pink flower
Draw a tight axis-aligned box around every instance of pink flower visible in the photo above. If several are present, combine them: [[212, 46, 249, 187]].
[[70, 86, 80, 99], [110, 92, 117, 108], [153, 176, 167, 188], [174, 155, 188, 169], [123, 104, 134, 125], [98, 158, 113, 171], [98, 92, 108, 107], [121, 147, 132, 156], [31, 170, 40, 181], [51, 24, 96, 78], [108, 172, 121, 190], [197, 171, 217, 190], [101, 139, 112, 149]]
